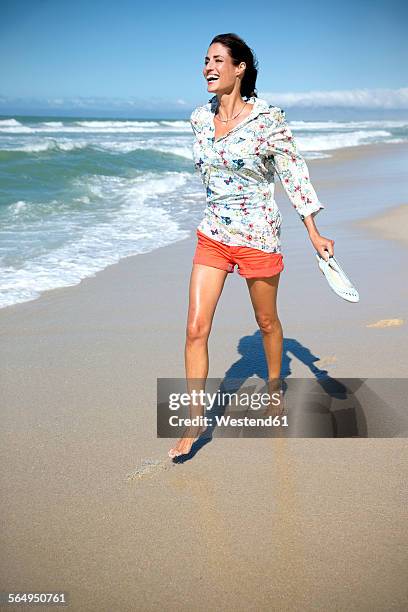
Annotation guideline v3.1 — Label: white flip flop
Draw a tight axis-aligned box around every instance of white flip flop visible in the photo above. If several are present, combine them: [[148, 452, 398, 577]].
[[316, 251, 360, 303]]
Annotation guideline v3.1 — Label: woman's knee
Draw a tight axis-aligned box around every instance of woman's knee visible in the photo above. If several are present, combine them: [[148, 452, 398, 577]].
[[255, 312, 281, 334], [186, 319, 211, 343]]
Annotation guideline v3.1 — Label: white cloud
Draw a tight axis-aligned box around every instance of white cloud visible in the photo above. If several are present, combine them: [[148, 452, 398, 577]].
[[260, 87, 408, 109], [46, 98, 64, 105]]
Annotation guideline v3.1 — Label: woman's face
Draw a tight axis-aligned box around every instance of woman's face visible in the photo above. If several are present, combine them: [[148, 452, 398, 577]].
[[203, 42, 245, 95]]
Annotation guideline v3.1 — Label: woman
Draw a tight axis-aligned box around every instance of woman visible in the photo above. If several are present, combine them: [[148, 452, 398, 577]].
[[168, 33, 334, 459]]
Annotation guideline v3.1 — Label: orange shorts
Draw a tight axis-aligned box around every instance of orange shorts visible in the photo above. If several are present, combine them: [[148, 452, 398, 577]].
[[193, 229, 284, 279]]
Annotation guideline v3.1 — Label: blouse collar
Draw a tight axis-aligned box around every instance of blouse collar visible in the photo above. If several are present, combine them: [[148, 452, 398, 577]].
[[205, 95, 272, 121]]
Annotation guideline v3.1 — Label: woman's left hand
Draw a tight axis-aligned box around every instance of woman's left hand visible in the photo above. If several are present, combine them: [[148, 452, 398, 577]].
[[309, 231, 335, 261]]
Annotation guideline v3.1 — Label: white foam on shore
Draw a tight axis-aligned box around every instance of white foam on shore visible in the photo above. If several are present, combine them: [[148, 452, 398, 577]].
[[0, 172, 191, 309]]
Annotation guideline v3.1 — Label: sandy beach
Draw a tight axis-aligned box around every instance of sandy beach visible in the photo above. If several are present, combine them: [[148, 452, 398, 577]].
[[353, 201, 408, 246], [1, 141, 408, 610]]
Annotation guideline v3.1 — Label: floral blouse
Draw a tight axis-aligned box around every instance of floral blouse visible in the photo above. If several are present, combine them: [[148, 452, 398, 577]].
[[190, 95, 325, 253]]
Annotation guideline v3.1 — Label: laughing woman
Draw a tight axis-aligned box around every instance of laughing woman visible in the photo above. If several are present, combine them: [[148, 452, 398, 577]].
[[168, 32, 334, 459]]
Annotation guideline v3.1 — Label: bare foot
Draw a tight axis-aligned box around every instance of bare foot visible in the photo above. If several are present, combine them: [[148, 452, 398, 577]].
[[168, 425, 207, 459], [261, 391, 285, 418], [262, 380, 285, 418]]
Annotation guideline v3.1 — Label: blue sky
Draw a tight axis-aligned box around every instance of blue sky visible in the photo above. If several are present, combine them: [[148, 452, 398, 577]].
[[0, 0, 407, 116]]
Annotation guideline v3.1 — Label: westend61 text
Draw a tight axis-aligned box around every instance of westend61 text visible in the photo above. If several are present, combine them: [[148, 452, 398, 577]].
[[169, 415, 288, 427]]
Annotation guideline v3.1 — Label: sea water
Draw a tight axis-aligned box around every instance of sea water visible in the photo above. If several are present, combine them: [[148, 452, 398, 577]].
[[1, 111, 407, 309]]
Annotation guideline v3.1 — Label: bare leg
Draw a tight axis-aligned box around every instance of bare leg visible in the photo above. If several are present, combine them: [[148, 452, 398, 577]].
[[168, 263, 228, 458], [246, 273, 284, 415]]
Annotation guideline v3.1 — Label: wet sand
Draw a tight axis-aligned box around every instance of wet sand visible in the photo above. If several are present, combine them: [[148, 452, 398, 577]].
[[1, 141, 408, 611]]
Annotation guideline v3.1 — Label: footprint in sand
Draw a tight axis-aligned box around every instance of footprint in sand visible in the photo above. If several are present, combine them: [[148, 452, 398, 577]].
[[125, 457, 173, 482], [366, 318, 404, 328]]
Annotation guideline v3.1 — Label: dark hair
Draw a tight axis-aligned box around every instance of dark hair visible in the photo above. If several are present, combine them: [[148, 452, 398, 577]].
[[209, 33, 258, 99]]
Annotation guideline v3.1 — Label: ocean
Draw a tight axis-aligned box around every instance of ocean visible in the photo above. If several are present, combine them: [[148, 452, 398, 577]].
[[1, 110, 407, 309]]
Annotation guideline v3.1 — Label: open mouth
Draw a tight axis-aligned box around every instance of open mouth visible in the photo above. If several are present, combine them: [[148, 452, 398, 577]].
[[207, 75, 219, 84]]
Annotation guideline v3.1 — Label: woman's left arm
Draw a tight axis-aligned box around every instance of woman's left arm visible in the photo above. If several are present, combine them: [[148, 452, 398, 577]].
[[303, 212, 335, 261], [266, 107, 335, 260]]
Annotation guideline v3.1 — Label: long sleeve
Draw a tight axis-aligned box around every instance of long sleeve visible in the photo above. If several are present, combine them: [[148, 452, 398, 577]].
[[266, 107, 325, 222], [190, 108, 201, 139]]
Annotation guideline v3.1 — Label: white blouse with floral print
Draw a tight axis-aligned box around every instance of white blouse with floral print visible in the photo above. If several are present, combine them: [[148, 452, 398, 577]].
[[190, 95, 325, 253]]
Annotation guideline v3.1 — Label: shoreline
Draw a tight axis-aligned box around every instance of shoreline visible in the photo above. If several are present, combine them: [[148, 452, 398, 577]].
[[310, 139, 408, 162], [1, 137, 407, 378]]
